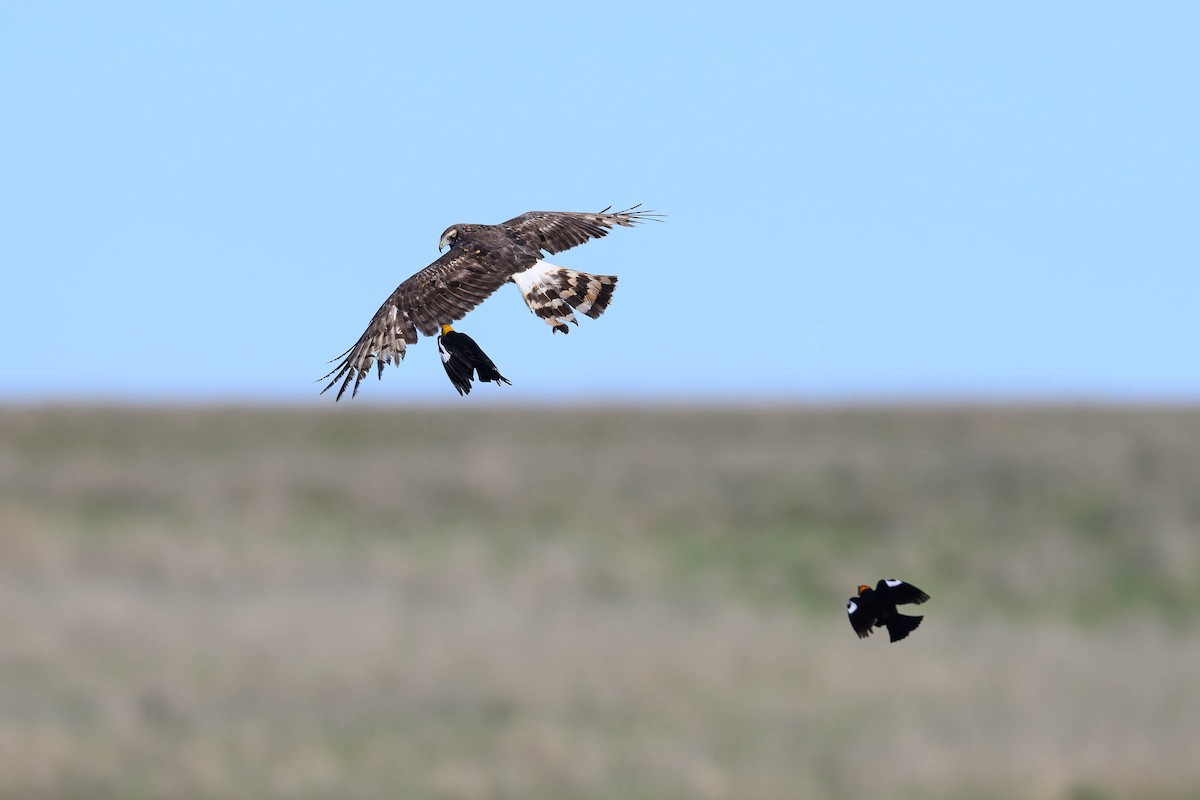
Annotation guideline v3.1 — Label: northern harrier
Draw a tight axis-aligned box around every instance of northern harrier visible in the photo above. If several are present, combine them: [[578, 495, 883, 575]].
[[321, 205, 660, 400]]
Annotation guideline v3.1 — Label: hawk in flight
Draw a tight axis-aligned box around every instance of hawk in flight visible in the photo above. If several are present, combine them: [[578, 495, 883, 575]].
[[321, 205, 660, 400]]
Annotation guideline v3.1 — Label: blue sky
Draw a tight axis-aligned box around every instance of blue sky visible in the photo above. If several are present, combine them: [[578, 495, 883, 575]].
[[2, 2, 1196, 403]]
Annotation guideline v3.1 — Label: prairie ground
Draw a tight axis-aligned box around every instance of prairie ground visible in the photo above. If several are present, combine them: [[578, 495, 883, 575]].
[[1, 405, 1198, 799]]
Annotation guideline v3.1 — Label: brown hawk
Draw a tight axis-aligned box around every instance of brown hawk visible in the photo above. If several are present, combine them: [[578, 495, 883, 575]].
[[321, 205, 660, 400]]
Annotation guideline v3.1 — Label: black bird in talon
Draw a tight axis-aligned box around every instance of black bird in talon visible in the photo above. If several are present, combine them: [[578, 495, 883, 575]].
[[847, 579, 930, 643], [436, 325, 512, 396]]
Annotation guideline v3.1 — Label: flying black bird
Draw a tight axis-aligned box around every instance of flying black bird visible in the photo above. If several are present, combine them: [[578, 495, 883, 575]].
[[437, 325, 512, 396], [846, 579, 930, 642]]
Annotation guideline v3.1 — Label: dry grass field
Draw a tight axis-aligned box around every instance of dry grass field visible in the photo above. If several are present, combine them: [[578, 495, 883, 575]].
[[1, 405, 1198, 799]]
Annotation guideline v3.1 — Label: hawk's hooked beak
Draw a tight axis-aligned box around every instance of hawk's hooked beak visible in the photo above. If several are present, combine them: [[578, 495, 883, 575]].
[[440, 324, 454, 336], [438, 237, 448, 252]]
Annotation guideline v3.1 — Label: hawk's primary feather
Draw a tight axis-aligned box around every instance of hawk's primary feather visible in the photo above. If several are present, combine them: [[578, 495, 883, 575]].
[[501, 206, 652, 255]]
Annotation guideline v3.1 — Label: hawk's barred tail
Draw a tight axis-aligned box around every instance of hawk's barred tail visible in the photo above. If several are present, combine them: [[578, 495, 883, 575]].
[[561, 268, 618, 320], [511, 260, 618, 334]]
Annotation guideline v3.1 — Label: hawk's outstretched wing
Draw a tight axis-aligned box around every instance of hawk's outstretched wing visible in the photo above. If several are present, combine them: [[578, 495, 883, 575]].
[[320, 251, 509, 401], [501, 205, 663, 255]]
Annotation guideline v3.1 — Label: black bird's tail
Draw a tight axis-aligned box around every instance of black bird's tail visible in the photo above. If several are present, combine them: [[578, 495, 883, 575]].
[[475, 362, 511, 387], [885, 613, 923, 643]]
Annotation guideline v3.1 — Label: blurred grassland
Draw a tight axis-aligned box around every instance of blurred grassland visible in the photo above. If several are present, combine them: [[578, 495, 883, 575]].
[[1, 405, 1199, 799]]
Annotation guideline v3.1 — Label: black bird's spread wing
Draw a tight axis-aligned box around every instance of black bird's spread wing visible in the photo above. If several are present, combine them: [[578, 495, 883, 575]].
[[846, 597, 876, 639], [877, 579, 930, 606], [320, 250, 510, 401], [438, 335, 476, 396], [501, 205, 663, 255]]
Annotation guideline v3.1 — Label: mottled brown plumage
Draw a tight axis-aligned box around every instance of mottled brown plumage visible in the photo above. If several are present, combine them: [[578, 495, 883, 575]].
[[321, 206, 660, 400]]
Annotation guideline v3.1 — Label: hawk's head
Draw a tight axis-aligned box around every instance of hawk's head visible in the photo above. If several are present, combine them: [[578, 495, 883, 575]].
[[439, 224, 485, 251], [439, 225, 469, 252]]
